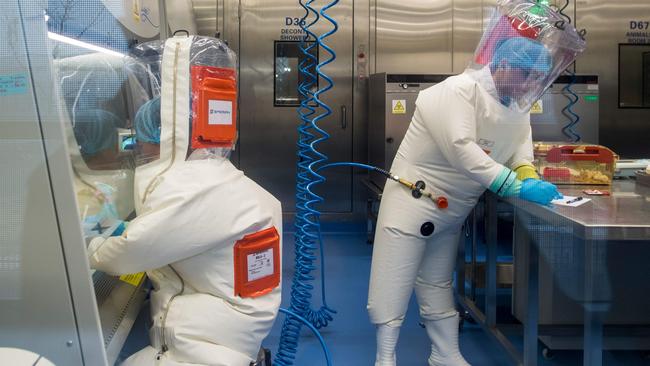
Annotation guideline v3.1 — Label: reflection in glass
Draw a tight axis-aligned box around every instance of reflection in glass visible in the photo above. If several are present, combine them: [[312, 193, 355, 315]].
[[47, 0, 136, 238], [125, 40, 165, 168], [133, 96, 161, 166], [274, 41, 318, 106], [643, 51, 650, 108], [619, 44, 650, 108], [275, 56, 300, 104], [72, 109, 120, 169], [46, 0, 130, 57]]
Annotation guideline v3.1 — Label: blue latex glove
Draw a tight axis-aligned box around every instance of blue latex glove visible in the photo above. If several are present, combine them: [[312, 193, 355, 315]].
[[519, 178, 563, 205], [111, 221, 128, 236], [83, 217, 125, 238]]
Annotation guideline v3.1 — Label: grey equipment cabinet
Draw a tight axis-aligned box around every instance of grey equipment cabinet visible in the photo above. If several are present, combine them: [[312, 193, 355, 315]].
[[367, 73, 452, 189]]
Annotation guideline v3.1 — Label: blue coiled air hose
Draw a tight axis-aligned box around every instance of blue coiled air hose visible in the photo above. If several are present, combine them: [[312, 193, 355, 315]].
[[302, 0, 339, 329], [561, 69, 581, 142], [558, 0, 581, 142], [275, 0, 339, 365], [318, 162, 391, 176], [277, 308, 332, 366]]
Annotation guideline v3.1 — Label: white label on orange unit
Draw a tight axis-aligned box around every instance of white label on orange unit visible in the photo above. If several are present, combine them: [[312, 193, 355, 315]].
[[247, 248, 274, 281], [208, 100, 233, 125]]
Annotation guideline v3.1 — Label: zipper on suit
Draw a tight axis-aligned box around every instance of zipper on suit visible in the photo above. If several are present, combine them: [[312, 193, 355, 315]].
[[159, 264, 185, 356], [150, 40, 184, 358]]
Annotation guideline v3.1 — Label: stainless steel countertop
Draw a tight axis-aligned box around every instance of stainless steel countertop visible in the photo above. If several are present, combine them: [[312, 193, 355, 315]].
[[504, 179, 650, 241]]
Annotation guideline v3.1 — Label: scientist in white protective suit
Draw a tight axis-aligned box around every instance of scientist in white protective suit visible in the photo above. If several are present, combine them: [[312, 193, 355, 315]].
[[87, 35, 283, 366], [367, 1, 586, 365]]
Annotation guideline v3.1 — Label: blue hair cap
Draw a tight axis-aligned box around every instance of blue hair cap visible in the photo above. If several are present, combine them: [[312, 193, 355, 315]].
[[134, 97, 161, 144], [73, 109, 119, 156], [492, 37, 552, 75]]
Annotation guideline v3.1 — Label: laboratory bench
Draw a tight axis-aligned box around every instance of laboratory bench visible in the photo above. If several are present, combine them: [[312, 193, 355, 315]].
[[456, 179, 650, 366]]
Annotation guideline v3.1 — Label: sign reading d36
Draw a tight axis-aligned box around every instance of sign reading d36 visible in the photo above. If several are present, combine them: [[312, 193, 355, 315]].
[[285, 17, 306, 26]]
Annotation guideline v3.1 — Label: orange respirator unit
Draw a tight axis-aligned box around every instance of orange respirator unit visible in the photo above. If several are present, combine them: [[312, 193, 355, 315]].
[[191, 65, 237, 149], [233, 227, 281, 298]]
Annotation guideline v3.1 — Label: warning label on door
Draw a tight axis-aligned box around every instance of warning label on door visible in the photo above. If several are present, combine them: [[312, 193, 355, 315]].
[[247, 248, 274, 281], [530, 100, 543, 114], [392, 100, 406, 114]]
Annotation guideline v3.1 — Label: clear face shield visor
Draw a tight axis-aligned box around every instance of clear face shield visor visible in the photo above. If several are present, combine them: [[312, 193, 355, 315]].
[[470, 0, 586, 113], [126, 36, 238, 168]]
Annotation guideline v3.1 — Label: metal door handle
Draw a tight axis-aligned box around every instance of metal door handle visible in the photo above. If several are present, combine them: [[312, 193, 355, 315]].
[[341, 105, 347, 129]]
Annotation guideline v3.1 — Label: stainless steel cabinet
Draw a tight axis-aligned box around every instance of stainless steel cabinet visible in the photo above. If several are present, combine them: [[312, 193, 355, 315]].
[[237, 0, 354, 213]]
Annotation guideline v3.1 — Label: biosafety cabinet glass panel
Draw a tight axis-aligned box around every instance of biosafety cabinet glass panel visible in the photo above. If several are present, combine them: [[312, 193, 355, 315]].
[[47, 0, 137, 239], [618, 44, 650, 108], [274, 41, 318, 107]]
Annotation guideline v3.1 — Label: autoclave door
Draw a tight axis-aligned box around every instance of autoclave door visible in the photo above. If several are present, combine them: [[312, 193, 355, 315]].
[[237, 0, 353, 213]]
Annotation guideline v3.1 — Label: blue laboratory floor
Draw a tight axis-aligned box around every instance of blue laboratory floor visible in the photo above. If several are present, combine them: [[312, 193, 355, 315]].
[[262, 230, 650, 366], [120, 229, 650, 365]]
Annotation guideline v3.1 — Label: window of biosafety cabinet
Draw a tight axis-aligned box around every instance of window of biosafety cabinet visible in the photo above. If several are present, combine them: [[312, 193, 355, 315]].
[[274, 41, 318, 107], [618, 44, 650, 108]]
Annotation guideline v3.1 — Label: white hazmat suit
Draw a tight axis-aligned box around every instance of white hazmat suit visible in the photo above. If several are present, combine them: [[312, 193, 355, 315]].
[[368, 67, 532, 366], [88, 36, 282, 366], [368, 1, 586, 365]]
